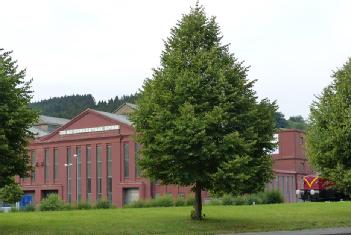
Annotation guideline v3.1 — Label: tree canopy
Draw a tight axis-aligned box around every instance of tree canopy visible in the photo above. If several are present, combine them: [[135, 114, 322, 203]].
[[131, 5, 277, 219], [286, 115, 307, 130], [0, 183, 23, 204], [274, 112, 307, 130], [307, 58, 351, 194], [0, 49, 37, 187]]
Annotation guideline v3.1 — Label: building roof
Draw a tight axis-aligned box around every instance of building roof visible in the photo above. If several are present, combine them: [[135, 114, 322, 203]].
[[29, 115, 70, 139], [29, 126, 50, 137], [37, 108, 133, 142], [125, 103, 138, 110], [37, 115, 70, 126], [92, 109, 132, 126], [113, 102, 138, 114]]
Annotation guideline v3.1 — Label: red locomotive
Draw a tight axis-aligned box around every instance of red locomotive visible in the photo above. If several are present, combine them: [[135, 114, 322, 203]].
[[296, 175, 347, 201]]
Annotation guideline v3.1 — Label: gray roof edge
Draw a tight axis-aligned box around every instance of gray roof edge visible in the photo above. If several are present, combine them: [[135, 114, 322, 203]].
[[29, 127, 50, 137], [38, 115, 70, 125], [93, 109, 133, 126], [113, 102, 138, 113]]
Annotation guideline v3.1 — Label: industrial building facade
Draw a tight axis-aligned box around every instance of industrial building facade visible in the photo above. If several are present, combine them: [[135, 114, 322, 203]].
[[18, 104, 311, 206], [268, 129, 313, 202]]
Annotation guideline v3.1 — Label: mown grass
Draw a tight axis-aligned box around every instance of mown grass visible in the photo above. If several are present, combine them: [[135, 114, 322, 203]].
[[0, 202, 351, 235]]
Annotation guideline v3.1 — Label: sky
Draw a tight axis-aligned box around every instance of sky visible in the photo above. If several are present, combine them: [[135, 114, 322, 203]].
[[1, 0, 351, 118]]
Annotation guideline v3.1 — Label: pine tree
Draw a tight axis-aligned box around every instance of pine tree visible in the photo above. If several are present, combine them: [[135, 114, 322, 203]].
[[131, 5, 276, 219], [307, 58, 351, 194], [0, 49, 37, 187]]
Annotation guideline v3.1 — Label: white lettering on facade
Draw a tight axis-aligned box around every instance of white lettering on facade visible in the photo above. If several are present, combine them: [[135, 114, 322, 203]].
[[59, 125, 120, 135]]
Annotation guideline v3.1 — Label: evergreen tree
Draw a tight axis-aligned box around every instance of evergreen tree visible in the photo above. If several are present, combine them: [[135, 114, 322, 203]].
[[30, 94, 95, 119], [131, 5, 276, 219], [0, 49, 37, 187], [30, 93, 138, 118], [307, 58, 351, 194]]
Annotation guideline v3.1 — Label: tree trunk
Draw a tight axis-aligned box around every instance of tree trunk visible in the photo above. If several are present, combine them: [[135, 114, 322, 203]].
[[193, 183, 202, 220]]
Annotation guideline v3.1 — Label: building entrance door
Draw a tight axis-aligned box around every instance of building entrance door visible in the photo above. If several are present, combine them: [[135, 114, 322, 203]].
[[123, 188, 139, 205]]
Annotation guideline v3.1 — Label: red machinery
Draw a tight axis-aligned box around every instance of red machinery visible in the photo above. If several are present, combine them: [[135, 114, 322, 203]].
[[296, 175, 346, 201]]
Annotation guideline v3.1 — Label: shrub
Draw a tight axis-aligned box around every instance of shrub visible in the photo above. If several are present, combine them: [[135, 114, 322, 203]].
[[95, 199, 111, 209], [125, 200, 147, 208], [152, 195, 173, 207], [262, 190, 284, 204], [246, 194, 263, 205], [208, 198, 221, 205], [186, 195, 195, 206], [232, 196, 246, 205], [126, 195, 174, 208], [62, 203, 74, 210], [10, 207, 19, 213], [143, 199, 155, 207], [222, 194, 234, 205], [77, 202, 91, 210], [21, 204, 36, 212], [219, 191, 283, 206], [39, 194, 64, 211], [174, 197, 186, 207]]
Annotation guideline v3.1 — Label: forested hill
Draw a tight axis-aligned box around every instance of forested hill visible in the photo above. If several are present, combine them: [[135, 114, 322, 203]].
[[30, 94, 307, 130], [30, 94, 138, 119]]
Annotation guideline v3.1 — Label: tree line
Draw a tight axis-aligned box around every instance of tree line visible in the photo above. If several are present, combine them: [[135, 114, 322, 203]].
[[30, 94, 307, 130], [29, 93, 138, 119], [275, 112, 307, 130]]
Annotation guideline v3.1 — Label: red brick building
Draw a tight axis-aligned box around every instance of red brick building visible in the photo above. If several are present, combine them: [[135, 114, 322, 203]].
[[267, 130, 313, 202], [18, 105, 312, 206]]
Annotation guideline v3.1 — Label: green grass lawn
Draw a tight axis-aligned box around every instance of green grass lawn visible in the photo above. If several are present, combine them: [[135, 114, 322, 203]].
[[0, 202, 351, 235]]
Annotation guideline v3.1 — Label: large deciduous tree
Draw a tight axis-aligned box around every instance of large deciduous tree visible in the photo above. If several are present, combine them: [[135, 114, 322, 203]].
[[307, 58, 351, 194], [131, 5, 276, 219], [0, 49, 37, 187]]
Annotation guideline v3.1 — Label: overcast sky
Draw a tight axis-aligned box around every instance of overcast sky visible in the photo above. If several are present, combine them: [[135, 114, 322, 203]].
[[1, 0, 351, 118]]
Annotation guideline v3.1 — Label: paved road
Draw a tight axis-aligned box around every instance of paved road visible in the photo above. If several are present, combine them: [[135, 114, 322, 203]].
[[225, 227, 351, 235]]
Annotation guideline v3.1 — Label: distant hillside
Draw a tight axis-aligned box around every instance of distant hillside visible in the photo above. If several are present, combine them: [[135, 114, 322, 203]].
[[30, 94, 307, 130], [30, 94, 138, 119]]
